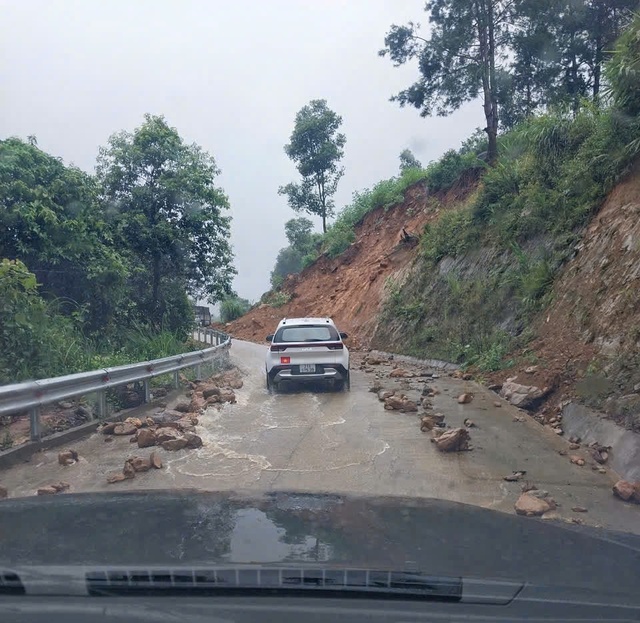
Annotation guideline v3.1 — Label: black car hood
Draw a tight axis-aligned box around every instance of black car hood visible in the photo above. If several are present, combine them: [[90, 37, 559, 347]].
[[0, 490, 638, 595]]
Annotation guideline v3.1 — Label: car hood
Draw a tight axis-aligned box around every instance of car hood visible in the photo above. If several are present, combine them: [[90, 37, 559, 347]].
[[0, 490, 638, 595]]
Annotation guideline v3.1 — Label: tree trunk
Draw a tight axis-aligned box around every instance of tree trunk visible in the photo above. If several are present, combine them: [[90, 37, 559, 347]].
[[151, 254, 161, 325], [322, 213, 327, 234]]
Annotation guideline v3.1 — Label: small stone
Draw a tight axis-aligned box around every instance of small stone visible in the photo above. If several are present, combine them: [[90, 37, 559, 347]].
[[202, 387, 221, 399], [145, 417, 156, 428], [123, 460, 136, 479], [152, 387, 168, 398], [124, 417, 143, 428], [155, 428, 178, 443], [184, 433, 203, 449], [101, 422, 117, 435], [504, 471, 526, 482], [378, 389, 395, 402], [37, 486, 58, 495], [433, 428, 471, 452], [113, 422, 137, 436], [572, 506, 588, 513], [174, 401, 192, 413], [57, 449, 78, 466], [162, 438, 189, 451], [569, 443, 580, 450], [570, 455, 585, 466], [104, 437, 113, 443], [390, 368, 412, 378], [515, 493, 552, 517], [493, 401, 502, 408], [597, 467, 607, 474], [525, 366, 538, 374], [613, 480, 640, 503], [150, 452, 163, 469], [0, 486, 7, 499], [463, 418, 476, 428], [130, 456, 151, 472], [457, 393, 473, 404], [137, 429, 157, 448], [107, 472, 126, 484]]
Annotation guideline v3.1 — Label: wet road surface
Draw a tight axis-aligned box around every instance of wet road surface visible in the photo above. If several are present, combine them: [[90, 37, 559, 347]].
[[1, 340, 639, 534]]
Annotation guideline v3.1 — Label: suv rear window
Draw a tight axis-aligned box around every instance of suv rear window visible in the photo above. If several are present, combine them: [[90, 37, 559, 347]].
[[275, 325, 339, 343]]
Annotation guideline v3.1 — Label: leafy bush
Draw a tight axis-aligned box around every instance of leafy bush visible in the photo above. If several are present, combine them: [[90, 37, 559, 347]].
[[605, 12, 640, 117], [424, 149, 482, 192], [421, 205, 474, 263], [220, 296, 251, 322]]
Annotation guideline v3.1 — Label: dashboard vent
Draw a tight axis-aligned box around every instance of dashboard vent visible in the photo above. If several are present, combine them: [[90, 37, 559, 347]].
[[86, 568, 462, 601]]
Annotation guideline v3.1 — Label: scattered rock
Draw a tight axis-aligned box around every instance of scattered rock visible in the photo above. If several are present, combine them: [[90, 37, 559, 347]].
[[155, 427, 179, 443], [462, 373, 473, 381], [487, 383, 502, 392], [463, 418, 476, 428], [514, 493, 552, 517], [107, 472, 126, 484], [202, 387, 221, 399], [0, 486, 8, 499], [184, 433, 203, 449], [433, 428, 471, 452], [145, 417, 156, 428], [504, 470, 527, 482], [57, 449, 79, 466], [123, 460, 136, 480], [390, 368, 412, 378], [104, 437, 113, 443], [75, 405, 92, 419], [366, 355, 384, 365], [597, 467, 607, 474], [162, 438, 189, 451], [369, 380, 383, 393], [152, 387, 168, 398], [569, 443, 580, 450], [113, 422, 137, 436], [493, 401, 502, 408], [220, 390, 236, 404], [513, 416, 525, 422], [174, 401, 192, 413], [129, 432, 139, 443], [377, 389, 395, 402], [568, 435, 581, 444], [137, 429, 157, 448], [58, 400, 74, 409], [500, 381, 551, 410], [589, 443, 610, 465], [130, 456, 151, 472], [228, 378, 244, 390], [521, 481, 537, 492], [613, 480, 640, 503], [572, 506, 588, 513], [101, 422, 117, 435], [37, 482, 70, 496], [457, 393, 473, 404], [124, 417, 143, 428], [525, 366, 538, 374], [384, 395, 418, 412], [570, 455, 585, 466], [150, 452, 163, 469], [420, 416, 437, 432]]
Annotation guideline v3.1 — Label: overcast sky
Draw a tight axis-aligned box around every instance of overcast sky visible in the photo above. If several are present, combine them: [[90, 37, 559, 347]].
[[1, 0, 481, 302]]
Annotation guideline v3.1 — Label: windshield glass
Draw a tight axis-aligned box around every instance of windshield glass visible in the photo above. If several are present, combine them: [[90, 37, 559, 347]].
[[275, 326, 338, 343], [2, 0, 640, 606]]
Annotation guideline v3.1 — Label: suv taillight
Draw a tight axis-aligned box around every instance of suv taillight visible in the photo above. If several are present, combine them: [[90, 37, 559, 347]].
[[327, 342, 343, 350], [270, 344, 285, 352]]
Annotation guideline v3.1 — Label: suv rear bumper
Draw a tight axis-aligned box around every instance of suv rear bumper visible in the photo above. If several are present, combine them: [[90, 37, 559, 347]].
[[268, 364, 349, 384]]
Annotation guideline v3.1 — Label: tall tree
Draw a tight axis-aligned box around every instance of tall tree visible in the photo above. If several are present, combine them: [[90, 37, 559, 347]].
[[278, 100, 346, 233], [97, 114, 235, 327], [0, 137, 128, 331], [399, 148, 423, 172], [380, 0, 514, 163]]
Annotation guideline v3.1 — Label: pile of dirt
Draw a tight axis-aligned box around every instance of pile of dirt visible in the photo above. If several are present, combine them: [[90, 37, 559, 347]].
[[223, 180, 476, 345]]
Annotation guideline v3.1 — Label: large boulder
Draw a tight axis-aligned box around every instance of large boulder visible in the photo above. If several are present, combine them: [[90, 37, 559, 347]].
[[432, 428, 471, 452], [500, 381, 551, 410], [155, 428, 179, 443], [384, 395, 417, 412], [613, 480, 640, 503], [58, 449, 79, 466], [113, 422, 137, 436], [136, 429, 157, 448], [129, 456, 151, 472], [514, 493, 553, 516], [162, 438, 189, 452]]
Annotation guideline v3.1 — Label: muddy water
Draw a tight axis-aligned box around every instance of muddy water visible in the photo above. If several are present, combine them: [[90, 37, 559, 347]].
[[1, 340, 639, 535]]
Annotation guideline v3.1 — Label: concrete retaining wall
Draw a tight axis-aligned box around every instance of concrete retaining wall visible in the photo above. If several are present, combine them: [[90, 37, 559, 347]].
[[561, 402, 640, 481]]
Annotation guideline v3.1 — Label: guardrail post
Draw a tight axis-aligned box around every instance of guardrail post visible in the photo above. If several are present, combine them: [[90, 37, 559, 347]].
[[196, 364, 202, 380], [143, 379, 151, 404], [96, 390, 107, 419], [173, 370, 179, 389], [29, 407, 41, 441]]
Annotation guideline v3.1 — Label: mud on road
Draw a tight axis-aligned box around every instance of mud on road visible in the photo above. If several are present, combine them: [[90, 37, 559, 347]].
[[1, 340, 639, 535]]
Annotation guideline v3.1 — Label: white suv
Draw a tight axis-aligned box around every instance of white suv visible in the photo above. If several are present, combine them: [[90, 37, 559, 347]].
[[265, 317, 350, 392]]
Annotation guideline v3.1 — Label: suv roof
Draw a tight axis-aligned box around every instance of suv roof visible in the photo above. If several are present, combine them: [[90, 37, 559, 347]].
[[277, 317, 335, 327]]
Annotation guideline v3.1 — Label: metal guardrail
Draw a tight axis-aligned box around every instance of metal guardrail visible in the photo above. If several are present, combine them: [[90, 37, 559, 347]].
[[0, 328, 230, 441]]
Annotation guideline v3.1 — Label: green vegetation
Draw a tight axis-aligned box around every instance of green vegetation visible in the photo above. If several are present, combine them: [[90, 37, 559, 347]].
[[377, 16, 640, 371], [270, 218, 322, 288], [220, 296, 251, 323], [0, 115, 235, 384], [278, 100, 346, 233]]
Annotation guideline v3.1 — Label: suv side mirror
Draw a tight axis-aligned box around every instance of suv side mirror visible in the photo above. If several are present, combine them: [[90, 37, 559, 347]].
[[266, 334, 274, 342], [340, 332, 349, 340]]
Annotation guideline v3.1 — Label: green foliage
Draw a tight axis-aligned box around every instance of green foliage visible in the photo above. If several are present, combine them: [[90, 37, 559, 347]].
[[399, 148, 422, 172], [270, 217, 321, 287], [262, 290, 291, 308], [278, 100, 346, 233], [421, 206, 474, 263], [220, 296, 251, 323], [97, 114, 235, 329], [424, 149, 483, 193], [605, 12, 640, 116]]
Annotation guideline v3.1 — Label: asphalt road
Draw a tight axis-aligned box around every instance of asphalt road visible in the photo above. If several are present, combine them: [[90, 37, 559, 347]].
[[2, 340, 639, 534]]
